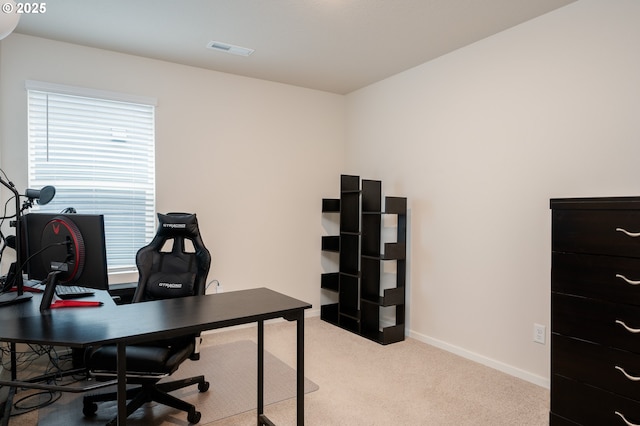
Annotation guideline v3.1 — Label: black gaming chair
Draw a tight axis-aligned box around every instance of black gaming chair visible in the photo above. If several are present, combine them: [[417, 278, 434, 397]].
[[82, 212, 212, 425]]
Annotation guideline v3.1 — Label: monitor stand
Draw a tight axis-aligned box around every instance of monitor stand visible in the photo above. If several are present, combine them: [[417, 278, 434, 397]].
[[0, 291, 33, 307], [39, 270, 62, 312], [0, 264, 33, 307]]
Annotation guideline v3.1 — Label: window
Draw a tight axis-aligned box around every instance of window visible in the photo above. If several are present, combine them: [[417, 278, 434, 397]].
[[26, 81, 156, 275]]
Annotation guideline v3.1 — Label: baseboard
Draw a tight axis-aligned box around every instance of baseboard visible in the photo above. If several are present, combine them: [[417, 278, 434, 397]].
[[408, 329, 550, 389], [305, 308, 321, 318], [202, 308, 550, 389]]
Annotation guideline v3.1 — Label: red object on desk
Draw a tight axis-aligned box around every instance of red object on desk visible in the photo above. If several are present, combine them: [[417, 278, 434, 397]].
[[49, 300, 103, 309], [22, 285, 44, 293], [8, 285, 43, 293]]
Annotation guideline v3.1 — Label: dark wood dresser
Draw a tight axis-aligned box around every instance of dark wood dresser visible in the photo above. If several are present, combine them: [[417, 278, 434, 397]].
[[551, 197, 640, 425]]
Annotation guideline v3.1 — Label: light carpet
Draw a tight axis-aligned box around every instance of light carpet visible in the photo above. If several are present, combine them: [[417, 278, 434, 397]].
[[37, 340, 318, 425]]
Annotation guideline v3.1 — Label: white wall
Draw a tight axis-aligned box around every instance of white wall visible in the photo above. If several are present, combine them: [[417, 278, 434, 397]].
[[0, 34, 345, 309], [345, 0, 640, 386]]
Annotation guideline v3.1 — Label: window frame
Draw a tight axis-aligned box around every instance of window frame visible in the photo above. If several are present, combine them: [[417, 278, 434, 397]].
[[25, 80, 157, 277]]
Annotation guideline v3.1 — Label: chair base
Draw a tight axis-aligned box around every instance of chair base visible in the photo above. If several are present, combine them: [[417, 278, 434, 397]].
[[83, 375, 209, 425]]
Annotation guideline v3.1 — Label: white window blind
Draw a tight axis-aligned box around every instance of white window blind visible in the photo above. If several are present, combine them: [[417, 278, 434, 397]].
[[26, 81, 156, 275]]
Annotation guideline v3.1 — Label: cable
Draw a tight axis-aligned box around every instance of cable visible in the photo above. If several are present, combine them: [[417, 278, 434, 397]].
[[0, 168, 17, 220], [0, 240, 70, 293], [0, 196, 17, 220], [0, 192, 16, 269], [0, 342, 86, 417], [206, 279, 219, 290], [11, 391, 61, 415]]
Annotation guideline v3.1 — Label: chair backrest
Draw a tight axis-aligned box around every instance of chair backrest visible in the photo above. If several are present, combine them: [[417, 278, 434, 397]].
[[133, 212, 211, 303]]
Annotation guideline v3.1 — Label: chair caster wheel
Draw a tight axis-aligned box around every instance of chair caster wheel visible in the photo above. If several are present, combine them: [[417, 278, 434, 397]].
[[198, 381, 210, 392], [82, 401, 98, 417], [188, 409, 201, 424]]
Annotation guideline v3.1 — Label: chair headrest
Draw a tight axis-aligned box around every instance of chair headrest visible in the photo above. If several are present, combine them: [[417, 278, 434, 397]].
[[156, 213, 200, 239]]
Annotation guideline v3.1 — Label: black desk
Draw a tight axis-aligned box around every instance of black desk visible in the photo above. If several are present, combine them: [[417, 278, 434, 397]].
[[0, 287, 311, 425]]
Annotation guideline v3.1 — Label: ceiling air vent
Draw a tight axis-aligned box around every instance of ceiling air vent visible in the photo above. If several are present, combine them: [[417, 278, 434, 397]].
[[206, 41, 254, 57]]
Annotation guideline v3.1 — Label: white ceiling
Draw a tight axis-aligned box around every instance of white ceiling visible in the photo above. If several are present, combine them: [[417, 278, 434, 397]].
[[14, 0, 576, 94]]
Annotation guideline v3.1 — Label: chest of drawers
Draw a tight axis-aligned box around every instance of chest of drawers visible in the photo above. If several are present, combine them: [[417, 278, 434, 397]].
[[551, 197, 640, 425]]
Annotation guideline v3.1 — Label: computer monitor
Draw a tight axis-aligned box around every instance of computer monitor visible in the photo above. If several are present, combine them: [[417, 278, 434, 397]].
[[23, 213, 109, 310]]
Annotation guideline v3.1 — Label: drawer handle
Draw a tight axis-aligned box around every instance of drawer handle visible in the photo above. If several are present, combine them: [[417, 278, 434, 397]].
[[616, 274, 640, 285], [616, 320, 640, 333], [616, 227, 640, 238], [615, 366, 640, 381], [616, 411, 640, 426]]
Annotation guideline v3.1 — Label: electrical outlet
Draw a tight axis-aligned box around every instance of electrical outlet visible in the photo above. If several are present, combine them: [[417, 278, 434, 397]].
[[533, 323, 546, 344], [216, 282, 224, 293]]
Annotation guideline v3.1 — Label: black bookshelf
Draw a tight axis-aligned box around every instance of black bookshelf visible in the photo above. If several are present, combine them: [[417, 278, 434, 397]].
[[321, 174, 407, 344]]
